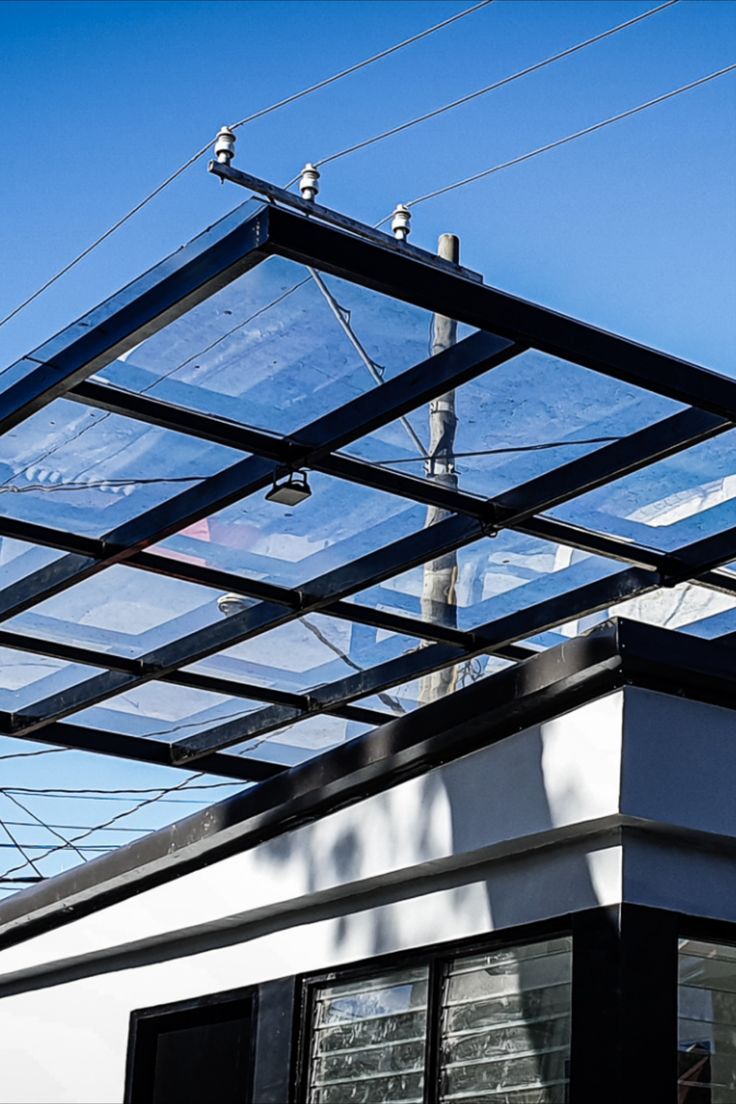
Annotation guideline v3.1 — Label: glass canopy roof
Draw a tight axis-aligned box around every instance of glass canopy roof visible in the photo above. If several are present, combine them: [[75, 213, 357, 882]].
[[1, 195, 736, 892]]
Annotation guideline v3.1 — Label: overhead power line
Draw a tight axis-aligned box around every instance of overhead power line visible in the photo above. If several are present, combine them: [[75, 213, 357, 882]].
[[378, 62, 736, 221], [0, 0, 492, 333], [314, 0, 679, 171]]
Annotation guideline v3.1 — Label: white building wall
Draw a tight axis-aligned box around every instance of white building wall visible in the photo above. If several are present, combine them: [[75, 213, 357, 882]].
[[0, 692, 625, 1103], [5, 686, 736, 1102]]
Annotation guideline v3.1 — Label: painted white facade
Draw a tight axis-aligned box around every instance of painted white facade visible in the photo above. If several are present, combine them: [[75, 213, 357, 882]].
[[0, 686, 735, 1102]]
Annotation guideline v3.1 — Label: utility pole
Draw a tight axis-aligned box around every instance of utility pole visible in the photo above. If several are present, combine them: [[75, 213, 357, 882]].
[[419, 233, 460, 705]]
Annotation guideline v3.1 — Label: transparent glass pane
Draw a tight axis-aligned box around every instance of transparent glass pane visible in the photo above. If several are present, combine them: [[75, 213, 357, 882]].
[[5, 564, 231, 660], [520, 581, 736, 652], [186, 614, 422, 696], [231, 714, 374, 768], [347, 532, 622, 634], [152, 471, 426, 589], [0, 398, 241, 537], [354, 655, 513, 715], [347, 350, 681, 500], [0, 648, 106, 712], [550, 430, 736, 553], [307, 967, 429, 1104], [0, 538, 64, 590], [96, 257, 440, 435], [72, 681, 262, 741], [679, 938, 736, 1100], [439, 937, 572, 1104]]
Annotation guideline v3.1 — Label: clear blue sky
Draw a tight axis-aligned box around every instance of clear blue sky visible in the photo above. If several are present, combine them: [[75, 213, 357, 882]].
[[0, 0, 734, 884], [0, 0, 734, 372]]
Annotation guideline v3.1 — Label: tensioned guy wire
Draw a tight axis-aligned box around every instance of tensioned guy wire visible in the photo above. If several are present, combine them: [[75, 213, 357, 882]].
[[0, 0, 492, 332], [376, 62, 736, 223]]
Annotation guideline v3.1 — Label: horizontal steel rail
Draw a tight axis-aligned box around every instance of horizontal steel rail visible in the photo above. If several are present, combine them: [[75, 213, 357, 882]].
[[0, 711, 281, 783], [172, 567, 656, 761]]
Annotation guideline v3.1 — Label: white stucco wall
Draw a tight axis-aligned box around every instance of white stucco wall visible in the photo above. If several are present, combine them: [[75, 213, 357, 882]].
[[5, 686, 736, 1102], [0, 691, 626, 1103]]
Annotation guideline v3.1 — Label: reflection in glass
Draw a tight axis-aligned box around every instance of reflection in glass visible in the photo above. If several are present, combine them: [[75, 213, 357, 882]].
[[96, 257, 439, 436], [307, 967, 429, 1104], [6, 565, 226, 659], [0, 398, 240, 536], [349, 532, 620, 634], [348, 350, 681, 500], [439, 938, 572, 1103], [0, 648, 105, 712], [188, 613, 420, 697], [679, 938, 736, 1102], [72, 681, 262, 741], [153, 471, 425, 589], [550, 430, 736, 553]]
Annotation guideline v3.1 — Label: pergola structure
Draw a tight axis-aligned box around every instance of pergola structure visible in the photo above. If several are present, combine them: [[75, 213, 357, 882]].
[[2, 185, 736, 842]]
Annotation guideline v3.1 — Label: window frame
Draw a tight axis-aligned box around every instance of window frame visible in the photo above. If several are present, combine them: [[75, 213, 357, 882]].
[[124, 984, 257, 1104], [293, 915, 573, 1104]]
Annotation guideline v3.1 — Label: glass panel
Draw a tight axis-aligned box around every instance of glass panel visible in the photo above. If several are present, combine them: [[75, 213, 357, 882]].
[[347, 532, 622, 634], [0, 398, 240, 537], [72, 681, 262, 741], [152, 471, 426, 589], [6, 565, 228, 659], [550, 430, 736, 552], [439, 937, 572, 1104], [355, 655, 513, 715], [95, 257, 440, 435], [0, 648, 106, 712], [230, 714, 374, 768], [307, 967, 429, 1104], [347, 350, 682, 500], [186, 614, 423, 697], [679, 938, 736, 1101], [0, 538, 64, 590], [520, 582, 736, 652]]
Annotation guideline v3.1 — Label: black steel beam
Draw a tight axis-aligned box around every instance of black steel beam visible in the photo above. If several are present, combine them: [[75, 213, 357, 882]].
[[264, 204, 736, 421], [10, 514, 488, 736], [0, 330, 517, 626], [0, 206, 270, 436], [64, 379, 734, 587], [172, 567, 655, 761], [0, 627, 391, 727], [0, 711, 281, 783]]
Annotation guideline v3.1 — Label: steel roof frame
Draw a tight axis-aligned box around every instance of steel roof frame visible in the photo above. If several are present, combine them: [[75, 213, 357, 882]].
[[2, 199, 736, 776]]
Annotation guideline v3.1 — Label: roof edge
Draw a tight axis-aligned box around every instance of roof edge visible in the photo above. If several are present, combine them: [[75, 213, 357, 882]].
[[0, 618, 732, 950]]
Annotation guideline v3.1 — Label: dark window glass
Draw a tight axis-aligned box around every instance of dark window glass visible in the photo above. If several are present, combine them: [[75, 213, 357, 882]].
[[679, 939, 736, 1103], [127, 996, 253, 1104]]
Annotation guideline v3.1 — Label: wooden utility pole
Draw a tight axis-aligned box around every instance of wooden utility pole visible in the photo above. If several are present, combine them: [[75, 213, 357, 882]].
[[419, 233, 460, 705]]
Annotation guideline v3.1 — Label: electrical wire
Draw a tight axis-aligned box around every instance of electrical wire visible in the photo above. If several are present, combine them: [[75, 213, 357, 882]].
[[0, 782, 243, 796], [313, 0, 679, 171], [0, 770, 212, 880], [374, 436, 621, 465], [0, 748, 67, 763], [2, 791, 89, 863], [0, 0, 492, 333], [227, 1, 493, 133], [377, 62, 736, 222]]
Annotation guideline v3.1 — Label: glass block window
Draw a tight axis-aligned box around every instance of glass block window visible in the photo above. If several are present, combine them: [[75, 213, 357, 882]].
[[306, 966, 429, 1103], [679, 938, 736, 1102], [438, 937, 572, 1103]]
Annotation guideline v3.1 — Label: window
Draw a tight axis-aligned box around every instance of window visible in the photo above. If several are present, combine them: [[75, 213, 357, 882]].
[[126, 989, 254, 1104], [439, 938, 572, 1102], [303, 935, 572, 1104], [679, 938, 736, 1103], [306, 966, 429, 1103]]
